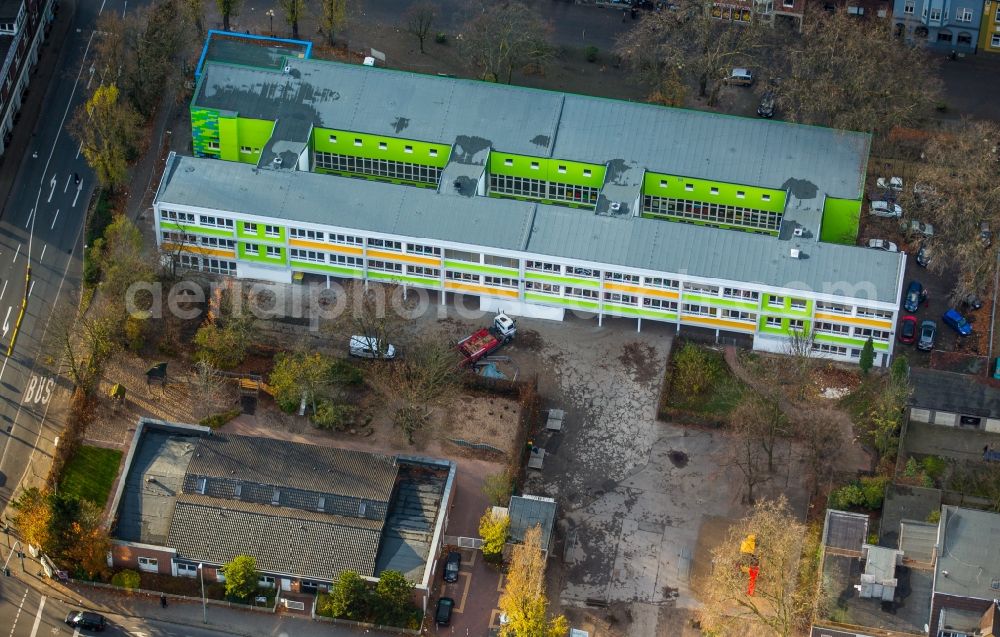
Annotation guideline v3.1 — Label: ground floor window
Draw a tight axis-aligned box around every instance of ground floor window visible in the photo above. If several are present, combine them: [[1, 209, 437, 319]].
[[642, 195, 781, 232], [178, 254, 236, 275], [526, 281, 559, 294], [812, 343, 848, 356], [176, 562, 198, 577], [259, 575, 275, 588], [314, 151, 441, 185], [992, 34, 1000, 47], [138, 557, 158, 573], [489, 173, 598, 206]]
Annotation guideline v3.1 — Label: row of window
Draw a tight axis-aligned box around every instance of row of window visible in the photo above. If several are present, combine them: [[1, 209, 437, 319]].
[[815, 321, 890, 341], [903, 0, 975, 22], [314, 151, 442, 184], [245, 243, 282, 258], [327, 134, 440, 158], [178, 254, 236, 275], [244, 223, 281, 238], [489, 174, 600, 206], [498, 157, 595, 179], [643, 195, 782, 233]]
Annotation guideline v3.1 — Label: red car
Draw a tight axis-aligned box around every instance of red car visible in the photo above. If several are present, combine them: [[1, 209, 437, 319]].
[[898, 315, 917, 344]]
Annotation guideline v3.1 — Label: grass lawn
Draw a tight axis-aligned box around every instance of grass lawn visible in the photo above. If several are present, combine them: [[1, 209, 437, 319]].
[[60, 445, 123, 506]]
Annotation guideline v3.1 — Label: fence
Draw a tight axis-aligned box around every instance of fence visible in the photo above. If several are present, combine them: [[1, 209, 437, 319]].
[[447, 438, 505, 455], [75, 580, 278, 613]]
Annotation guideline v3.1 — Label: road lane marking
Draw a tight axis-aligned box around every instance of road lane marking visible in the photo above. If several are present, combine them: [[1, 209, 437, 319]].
[[3, 306, 10, 336], [64, 174, 71, 192], [50, 208, 59, 230], [24, 208, 32, 228], [28, 596, 45, 637], [75, 142, 82, 159], [72, 182, 82, 208], [13, 243, 20, 263], [28, 280, 34, 297], [8, 588, 28, 637], [99, 0, 106, 14], [1, 280, 8, 300], [123, 1, 127, 18], [39, 244, 46, 261], [46, 176, 56, 202]]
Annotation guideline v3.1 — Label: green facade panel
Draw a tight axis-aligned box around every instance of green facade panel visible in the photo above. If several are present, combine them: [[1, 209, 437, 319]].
[[487, 152, 606, 189], [238, 242, 287, 265], [312, 127, 451, 168], [233, 117, 278, 165], [643, 171, 787, 213], [820, 197, 863, 245], [160, 221, 234, 238], [191, 106, 221, 158], [237, 221, 286, 243]]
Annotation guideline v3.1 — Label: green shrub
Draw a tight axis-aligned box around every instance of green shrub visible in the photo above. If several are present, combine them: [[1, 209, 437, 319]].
[[83, 250, 101, 287], [124, 315, 146, 352], [585, 46, 599, 63], [111, 569, 141, 589], [672, 343, 720, 398], [829, 476, 889, 511], [434, 32, 447, 44], [890, 356, 909, 383], [311, 401, 356, 431], [921, 455, 948, 479], [926, 509, 941, 524], [199, 408, 241, 429], [904, 457, 918, 477]]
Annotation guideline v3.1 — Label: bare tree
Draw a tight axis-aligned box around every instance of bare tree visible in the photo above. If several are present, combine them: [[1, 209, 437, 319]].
[[47, 299, 122, 395], [318, 0, 350, 46], [728, 416, 771, 505], [325, 281, 412, 360], [617, 0, 765, 105], [773, 10, 941, 133], [784, 328, 815, 399], [903, 119, 1000, 302], [404, 1, 436, 54], [279, 0, 305, 39], [459, 1, 554, 83], [698, 496, 806, 637], [731, 392, 787, 473], [216, 0, 242, 32], [794, 407, 847, 497]]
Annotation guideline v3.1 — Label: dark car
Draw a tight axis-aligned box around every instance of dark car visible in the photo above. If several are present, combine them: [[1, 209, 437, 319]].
[[942, 309, 973, 336], [435, 597, 455, 625], [898, 315, 917, 344], [916, 244, 931, 267], [443, 551, 461, 583], [65, 611, 106, 632], [903, 280, 924, 313], [917, 320, 936, 351], [757, 90, 775, 118], [963, 294, 983, 311]]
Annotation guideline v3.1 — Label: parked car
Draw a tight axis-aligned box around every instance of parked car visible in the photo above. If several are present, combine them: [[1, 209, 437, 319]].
[[65, 611, 106, 632], [898, 315, 917, 344], [963, 294, 983, 311], [916, 244, 931, 267], [981, 221, 993, 247], [727, 67, 754, 86], [435, 598, 455, 625], [942, 309, 973, 336], [876, 176, 903, 192], [443, 551, 461, 583], [901, 219, 934, 238], [903, 281, 924, 313], [917, 320, 937, 351], [869, 200, 903, 218], [867, 239, 898, 252], [757, 90, 775, 118], [348, 335, 396, 360]]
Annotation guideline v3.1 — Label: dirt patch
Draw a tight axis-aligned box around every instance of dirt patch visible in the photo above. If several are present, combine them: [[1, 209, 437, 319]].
[[667, 450, 689, 468], [619, 341, 659, 384], [511, 328, 545, 353]]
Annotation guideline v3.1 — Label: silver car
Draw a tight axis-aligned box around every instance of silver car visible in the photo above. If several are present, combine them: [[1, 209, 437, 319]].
[[867, 239, 899, 252], [902, 219, 934, 237], [917, 320, 936, 351], [869, 200, 903, 218]]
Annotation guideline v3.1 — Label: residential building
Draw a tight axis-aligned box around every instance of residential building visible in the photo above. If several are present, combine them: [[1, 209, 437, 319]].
[[0, 0, 56, 157], [708, 0, 805, 30], [158, 35, 907, 366], [893, 0, 981, 52], [818, 0, 894, 19], [108, 419, 455, 607], [979, 0, 1000, 52], [908, 368, 1000, 433]]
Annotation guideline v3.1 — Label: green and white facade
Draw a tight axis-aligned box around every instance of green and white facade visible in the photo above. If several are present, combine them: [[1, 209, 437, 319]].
[[156, 40, 906, 366]]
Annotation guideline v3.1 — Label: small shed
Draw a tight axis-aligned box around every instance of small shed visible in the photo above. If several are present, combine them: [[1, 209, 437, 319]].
[[507, 495, 557, 554]]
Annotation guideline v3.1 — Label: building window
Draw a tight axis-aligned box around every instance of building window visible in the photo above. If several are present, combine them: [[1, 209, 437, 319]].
[[290, 248, 325, 263], [403, 145, 413, 154], [567, 267, 597, 278], [856, 307, 893, 320], [483, 254, 518, 269], [354, 138, 362, 147], [290, 228, 324, 241], [314, 151, 442, 185], [206, 141, 220, 151], [789, 298, 807, 311], [367, 238, 402, 251], [903, 0, 914, 14], [685, 283, 719, 295], [937, 31, 953, 42], [767, 296, 785, 308], [659, 180, 668, 188], [162, 231, 198, 245], [993, 34, 1000, 47], [815, 321, 850, 335], [854, 327, 890, 341], [557, 165, 567, 174], [847, 5, 863, 14], [583, 169, 592, 178], [329, 134, 337, 143], [645, 277, 679, 289], [446, 270, 479, 283], [408, 243, 441, 256], [642, 298, 678, 311], [264, 225, 280, 238], [956, 7, 972, 21], [407, 265, 440, 278], [378, 141, 387, 150], [199, 215, 234, 229], [788, 319, 805, 330], [929, 7, 941, 20], [504, 158, 513, 167], [721, 309, 755, 322], [199, 237, 236, 250], [259, 576, 275, 588], [244, 223, 258, 234], [565, 286, 599, 300], [957, 32, 972, 44], [710, 187, 719, 195], [604, 292, 638, 305], [177, 563, 198, 577], [484, 276, 518, 288], [642, 195, 782, 233], [817, 301, 851, 315], [240, 146, 253, 154], [162, 210, 196, 224], [723, 287, 759, 301], [604, 271, 640, 284], [782, 0, 793, 6], [138, 557, 158, 573], [530, 161, 539, 170], [526, 281, 559, 294], [812, 343, 848, 356], [244, 243, 259, 256], [429, 149, 438, 157], [766, 317, 782, 328], [684, 183, 694, 191], [368, 259, 403, 273], [331, 254, 363, 267], [329, 233, 362, 246], [526, 260, 560, 273], [444, 249, 479, 263], [761, 194, 771, 202], [683, 303, 715, 317]]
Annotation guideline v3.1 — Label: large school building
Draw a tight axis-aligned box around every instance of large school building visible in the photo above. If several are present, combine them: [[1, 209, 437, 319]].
[[153, 34, 905, 365]]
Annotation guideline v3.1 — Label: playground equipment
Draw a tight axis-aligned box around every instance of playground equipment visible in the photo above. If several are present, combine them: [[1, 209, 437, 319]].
[[739, 534, 761, 596]]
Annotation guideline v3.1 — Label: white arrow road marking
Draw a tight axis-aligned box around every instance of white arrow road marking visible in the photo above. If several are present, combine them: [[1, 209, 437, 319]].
[[3, 306, 11, 337], [51, 208, 59, 230], [72, 182, 82, 208], [47, 176, 56, 202]]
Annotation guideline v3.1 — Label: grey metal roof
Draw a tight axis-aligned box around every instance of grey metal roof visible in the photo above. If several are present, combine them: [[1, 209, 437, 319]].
[[194, 57, 869, 198], [166, 494, 384, 580], [909, 368, 1000, 418], [823, 510, 868, 552], [157, 155, 904, 303], [898, 520, 937, 563], [507, 495, 556, 548], [185, 433, 398, 504], [935, 506, 1000, 599]]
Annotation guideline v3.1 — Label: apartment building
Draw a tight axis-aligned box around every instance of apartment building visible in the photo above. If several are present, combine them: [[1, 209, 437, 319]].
[[893, 0, 981, 51], [980, 0, 1000, 52], [0, 0, 55, 157], [156, 36, 906, 366]]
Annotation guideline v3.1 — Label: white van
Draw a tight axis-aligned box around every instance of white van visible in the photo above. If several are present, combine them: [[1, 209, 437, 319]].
[[349, 335, 396, 359]]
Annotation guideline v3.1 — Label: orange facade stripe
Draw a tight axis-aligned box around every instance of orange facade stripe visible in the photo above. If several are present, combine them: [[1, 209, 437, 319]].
[[288, 238, 364, 255], [680, 315, 755, 332], [814, 312, 892, 328], [445, 281, 518, 298], [603, 282, 679, 299], [366, 249, 441, 265], [163, 243, 234, 258]]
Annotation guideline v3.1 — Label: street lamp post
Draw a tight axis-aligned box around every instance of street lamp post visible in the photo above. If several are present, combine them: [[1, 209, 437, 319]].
[[198, 563, 207, 624], [266, 9, 275, 35]]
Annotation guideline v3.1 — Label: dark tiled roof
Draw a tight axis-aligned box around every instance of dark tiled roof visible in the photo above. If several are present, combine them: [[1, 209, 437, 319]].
[[909, 368, 1000, 418], [185, 434, 398, 503], [167, 493, 384, 580], [823, 510, 868, 552]]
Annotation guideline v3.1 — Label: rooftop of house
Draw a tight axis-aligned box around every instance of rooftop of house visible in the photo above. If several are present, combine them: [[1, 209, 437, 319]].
[[194, 57, 871, 202], [935, 506, 1000, 600], [878, 484, 941, 553], [909, 367, 1000, 419], [507, 495, 557, 549], [113, 422, 444, 582], [156, 152, 905, 304]]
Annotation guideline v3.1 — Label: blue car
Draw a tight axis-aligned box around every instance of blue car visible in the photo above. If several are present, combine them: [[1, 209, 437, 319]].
[[942, 309, 972, 336], [903, 281, 924, 313]]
